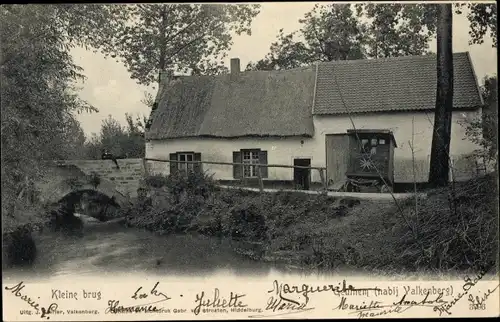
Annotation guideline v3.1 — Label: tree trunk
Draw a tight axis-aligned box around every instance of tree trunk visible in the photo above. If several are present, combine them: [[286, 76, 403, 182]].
[[428, 4, 454, 187], [158, 5, 167, 85]]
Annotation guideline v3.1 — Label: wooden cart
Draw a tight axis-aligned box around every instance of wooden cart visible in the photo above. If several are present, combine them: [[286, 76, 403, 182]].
[[339, 129, 397, 193]]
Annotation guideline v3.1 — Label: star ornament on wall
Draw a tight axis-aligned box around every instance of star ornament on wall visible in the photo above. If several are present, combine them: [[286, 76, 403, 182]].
[[360, 157, 374, 170]]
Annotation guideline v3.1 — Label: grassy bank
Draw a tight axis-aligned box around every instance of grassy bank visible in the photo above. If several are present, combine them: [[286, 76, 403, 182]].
[[126, 171, 498, 274]]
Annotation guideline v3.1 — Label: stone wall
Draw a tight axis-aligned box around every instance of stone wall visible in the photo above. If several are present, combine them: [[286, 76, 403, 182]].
[[53, 159, 145, 198]]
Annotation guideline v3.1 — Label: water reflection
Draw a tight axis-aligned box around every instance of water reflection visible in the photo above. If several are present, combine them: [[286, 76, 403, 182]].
[[2, 216, 289, 281], [2, 216, 479, 282]]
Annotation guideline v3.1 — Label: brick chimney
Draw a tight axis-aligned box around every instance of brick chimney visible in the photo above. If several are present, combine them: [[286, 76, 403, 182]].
[[230, 58, 240, 77]]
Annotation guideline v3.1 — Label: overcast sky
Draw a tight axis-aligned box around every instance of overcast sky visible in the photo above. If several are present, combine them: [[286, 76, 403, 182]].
[[72, 2, 497, 136]]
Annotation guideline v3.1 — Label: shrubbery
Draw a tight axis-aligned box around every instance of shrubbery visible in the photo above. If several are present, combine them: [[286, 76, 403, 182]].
[[298, 173, 499, 273], [126, 170, 498, 273], [126, 171, 356, 262]]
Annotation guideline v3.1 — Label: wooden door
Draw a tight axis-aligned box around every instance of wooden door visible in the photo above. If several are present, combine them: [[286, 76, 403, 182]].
[[325, 134, 350, 186], [293, 159, 311, 190]]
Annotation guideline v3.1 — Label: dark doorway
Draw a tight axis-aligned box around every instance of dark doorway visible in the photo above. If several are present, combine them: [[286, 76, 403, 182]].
[[294, 158, 311, 190]]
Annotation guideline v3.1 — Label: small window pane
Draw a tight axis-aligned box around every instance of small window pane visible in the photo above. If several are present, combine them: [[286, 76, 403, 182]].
[[371, 138, 378, 146], [244, 165, 251, 177], [379, 139, 386, 145], [179, 154, 186, 162], [243, 151, 250, 160], [187, 154, 193, 161]]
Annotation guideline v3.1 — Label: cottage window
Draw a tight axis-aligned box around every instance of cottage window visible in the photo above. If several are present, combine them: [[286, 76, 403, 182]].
[[178, 153, 194, 172], [169, 152, 202, 174], [242, 150, 260, 177], [233, 149, 268, 179]]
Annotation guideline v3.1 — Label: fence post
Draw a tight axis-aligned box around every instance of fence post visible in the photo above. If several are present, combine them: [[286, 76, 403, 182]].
[[319, 168, 326, 190], [256, 165, 264, 193], [142, 158, 149, 177]]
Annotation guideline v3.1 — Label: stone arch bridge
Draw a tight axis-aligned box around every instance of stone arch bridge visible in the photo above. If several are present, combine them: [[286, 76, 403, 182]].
[[36, 159, 145, 208]]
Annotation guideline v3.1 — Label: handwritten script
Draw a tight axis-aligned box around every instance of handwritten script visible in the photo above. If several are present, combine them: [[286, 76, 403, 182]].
[[5, 281, 58, 319], [192, 288, 247, 315], [334, 290, 448, 318], [106, 282, 170, 314], [433, 266, 491, 316], [250, 279, 377, 318]]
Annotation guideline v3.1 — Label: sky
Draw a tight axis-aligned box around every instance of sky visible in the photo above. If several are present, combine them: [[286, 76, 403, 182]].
[[71, 2, 498, 136]]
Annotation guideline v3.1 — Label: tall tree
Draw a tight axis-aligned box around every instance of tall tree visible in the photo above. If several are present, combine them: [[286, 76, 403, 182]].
[[84, 114, 147, 159], [249, 3, 496, 71], [355, 3, 436, 58], [246, 29, 313, 71], [247, 3, 432, 71], [456, 3, 497, 47], [1, 5, 98, 219], [428, 4, 454, 187], [87, 4, 260, 86], [301, 4, 366, 61], [461, 75, 498, 169]]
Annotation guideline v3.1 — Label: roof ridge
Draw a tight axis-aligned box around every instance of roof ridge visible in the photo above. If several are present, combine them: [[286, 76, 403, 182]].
[[317, 51, 470, 66]]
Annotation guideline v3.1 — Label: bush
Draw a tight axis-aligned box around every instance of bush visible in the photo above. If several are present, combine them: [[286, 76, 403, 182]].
[[299, 173, 498, 273], [127, 171, 497, 273], [3, 226, 37, 267], [128, 171, 216, 233], [128, 173, 357, 262]]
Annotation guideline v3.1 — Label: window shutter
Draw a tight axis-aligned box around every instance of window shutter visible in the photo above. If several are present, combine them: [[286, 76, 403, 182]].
[[259, 150, 268, 178], [193, 153, 202, 174], [169, 153, 178, 175], [233, 151, 242, 179]]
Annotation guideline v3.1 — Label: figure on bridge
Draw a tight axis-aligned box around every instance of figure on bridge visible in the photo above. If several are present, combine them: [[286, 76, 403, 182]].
[[101, 149, 120, 169]]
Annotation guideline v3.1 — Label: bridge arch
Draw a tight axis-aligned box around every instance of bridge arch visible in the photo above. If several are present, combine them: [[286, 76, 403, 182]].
[[36, 164, 132, 209]]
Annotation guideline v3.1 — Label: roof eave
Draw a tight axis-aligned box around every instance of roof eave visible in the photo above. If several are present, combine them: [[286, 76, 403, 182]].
[[146, 133, 314, 140], [466, 51, 486, 106]]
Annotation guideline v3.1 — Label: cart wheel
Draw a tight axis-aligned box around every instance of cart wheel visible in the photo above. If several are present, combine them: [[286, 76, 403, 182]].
[[380, 184, 392, 193]]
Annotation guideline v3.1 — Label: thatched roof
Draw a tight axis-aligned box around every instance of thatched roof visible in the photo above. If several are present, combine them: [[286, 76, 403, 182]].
[[146, 66, 316, 139], [313, 52, 484, 115], [147, 52, 483, 140]]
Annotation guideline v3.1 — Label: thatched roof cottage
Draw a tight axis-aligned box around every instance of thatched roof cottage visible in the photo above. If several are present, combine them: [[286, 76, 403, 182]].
[[145, 53, 484, 190]]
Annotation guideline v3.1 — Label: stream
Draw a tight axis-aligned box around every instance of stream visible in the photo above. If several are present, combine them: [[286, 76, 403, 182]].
[[2, 214, 292, 282]]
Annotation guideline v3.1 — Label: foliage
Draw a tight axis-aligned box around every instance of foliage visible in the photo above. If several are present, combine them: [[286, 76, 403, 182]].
[[460, 75, 498, 169], [296, 174, 497, 273], [247, 3, 497, 71], [246, 4, 367, 70], [84, 4, 260, 86], [245, 30, 313, 71], [127, 173, 353, 258], [126, 171, 497, 273], [1, 5, 98, 220], [355, 3, 436, 58], [84, 114, 147, 159], [456, 3, 497, 47], [301, 4, 366, 61], [140, 91, 155, 109]]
